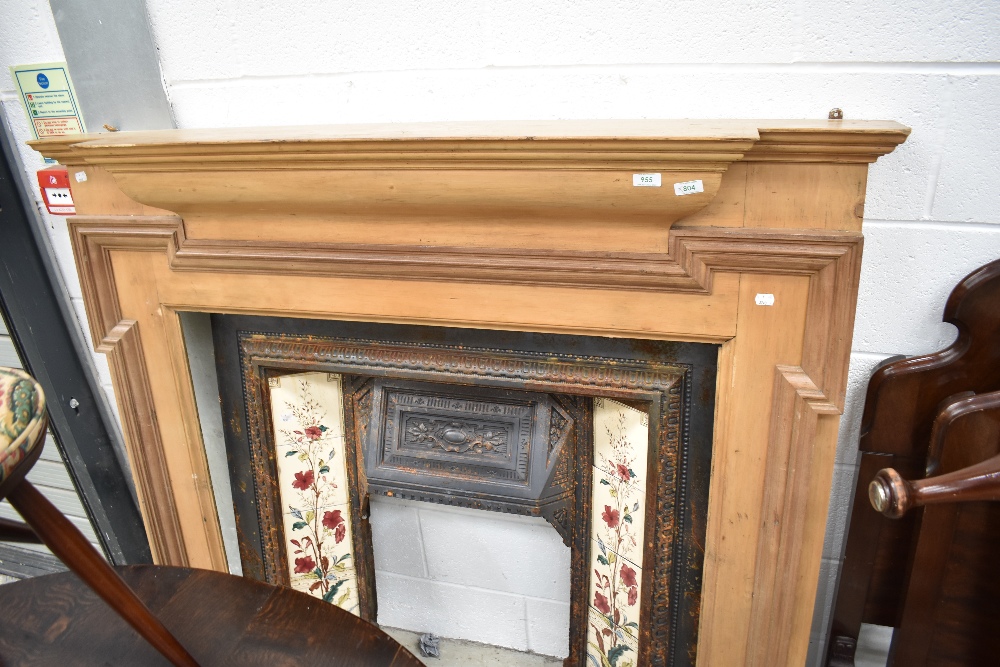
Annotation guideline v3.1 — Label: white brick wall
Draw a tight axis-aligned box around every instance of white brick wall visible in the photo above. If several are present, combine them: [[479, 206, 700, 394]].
[[371, 498, 570, 656], [4, 0, 1000, 660]]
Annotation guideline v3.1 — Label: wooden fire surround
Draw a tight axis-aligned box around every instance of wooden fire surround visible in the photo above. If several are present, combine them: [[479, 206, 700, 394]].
[[33, 119, 908, 666]]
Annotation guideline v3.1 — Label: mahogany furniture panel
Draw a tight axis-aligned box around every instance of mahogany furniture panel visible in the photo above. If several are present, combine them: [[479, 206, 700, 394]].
[[31, 119, 909, 666], [829, 259, 1000, 666], [0, 565, 422, 666]]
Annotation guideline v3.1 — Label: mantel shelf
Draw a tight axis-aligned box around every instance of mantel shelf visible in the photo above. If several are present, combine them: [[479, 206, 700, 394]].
[[32, 120, 908, 244]]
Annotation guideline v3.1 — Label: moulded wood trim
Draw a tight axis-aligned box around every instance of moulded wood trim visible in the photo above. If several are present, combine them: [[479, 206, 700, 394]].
[[746, 127, 909, 163], [33, 119, 909, 168], [69, 228, 192, 566], [746, 366, 840, 666], [69, 215, 863, 296], [93, 319, 188, 566]]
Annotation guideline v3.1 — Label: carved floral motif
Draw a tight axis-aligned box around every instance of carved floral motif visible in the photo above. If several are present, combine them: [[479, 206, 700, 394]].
[[404, 417, 508, 455]]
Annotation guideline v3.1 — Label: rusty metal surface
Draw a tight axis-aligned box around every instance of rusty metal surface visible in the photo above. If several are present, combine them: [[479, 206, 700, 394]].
[[211, 315, 717, 667], [363, 378, 576, 540]]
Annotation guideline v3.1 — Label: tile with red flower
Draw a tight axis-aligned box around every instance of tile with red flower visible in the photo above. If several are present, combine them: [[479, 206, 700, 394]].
[[587, 398, 648, 667], [269, 372, 360, 616]]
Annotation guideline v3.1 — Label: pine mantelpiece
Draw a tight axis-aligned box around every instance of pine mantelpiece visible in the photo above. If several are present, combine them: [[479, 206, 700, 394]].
[[33, 119, 908, 666]]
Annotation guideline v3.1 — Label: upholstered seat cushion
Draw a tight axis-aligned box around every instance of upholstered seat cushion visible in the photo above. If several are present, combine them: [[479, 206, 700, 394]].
[[0, 367, 45, 484]]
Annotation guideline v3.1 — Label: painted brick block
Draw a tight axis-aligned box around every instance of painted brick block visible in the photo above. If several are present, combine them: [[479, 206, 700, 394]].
[[823, 463, 860, 560], [932, 76, 1000, 224], [370, 497, 428, 579], [809, 558, 841, 649], [801, 0, 1000, 62], [526, 597, 571, 658], [144, 0, 799, 83], [853, 221, 1000, 355], [417, 503, 570, 602], [375, 571, 529, 651], [0, 0, 65, 73]]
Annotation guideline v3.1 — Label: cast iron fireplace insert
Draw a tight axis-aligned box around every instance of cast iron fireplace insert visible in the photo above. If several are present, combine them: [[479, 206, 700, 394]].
[[211, 314, 717, 667]]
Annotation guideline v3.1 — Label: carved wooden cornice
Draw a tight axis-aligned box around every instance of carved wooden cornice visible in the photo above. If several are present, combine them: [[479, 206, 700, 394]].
[[749, 120, 910, 163], [34, 120, 908, 232], [70, 215, 860, 294]]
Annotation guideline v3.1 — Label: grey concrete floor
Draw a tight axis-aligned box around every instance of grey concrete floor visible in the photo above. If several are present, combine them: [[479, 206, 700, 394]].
[[383, 627, 563, 666]]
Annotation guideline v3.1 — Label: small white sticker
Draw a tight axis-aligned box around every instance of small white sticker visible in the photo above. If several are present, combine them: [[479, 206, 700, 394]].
[[755, 293, 775, 306], [673, 179, 704, 196], [74, 170, 87, 182], [633, 173, 661, 187]]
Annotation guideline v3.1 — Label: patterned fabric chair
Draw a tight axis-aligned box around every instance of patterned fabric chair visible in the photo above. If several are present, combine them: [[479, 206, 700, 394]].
[[0, 367, 48, 493]]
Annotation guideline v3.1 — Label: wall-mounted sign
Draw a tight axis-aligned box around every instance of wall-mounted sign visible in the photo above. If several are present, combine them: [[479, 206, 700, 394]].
[[9, 62, 87, 141]]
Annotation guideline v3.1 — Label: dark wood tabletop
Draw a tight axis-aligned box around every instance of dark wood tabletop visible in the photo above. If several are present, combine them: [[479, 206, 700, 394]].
[[0, 565, 423, 666]]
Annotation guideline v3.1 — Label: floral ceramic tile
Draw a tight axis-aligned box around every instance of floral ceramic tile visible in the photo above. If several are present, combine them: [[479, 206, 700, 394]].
[[587, 605, 639, 667], [591, 468, 645, 569], [281, 501, 359, 613], [593, 397, 649, 493], [589, 536, 643, 629], [588, 397, 648, 666], [269, 372, 359, 615]]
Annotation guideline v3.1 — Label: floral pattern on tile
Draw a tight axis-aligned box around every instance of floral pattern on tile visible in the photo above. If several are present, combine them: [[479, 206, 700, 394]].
[[269, 372, 359, 615], [588, 398, 648, 667], [281, 502, 359, 612], [588, 606, 638, 667]]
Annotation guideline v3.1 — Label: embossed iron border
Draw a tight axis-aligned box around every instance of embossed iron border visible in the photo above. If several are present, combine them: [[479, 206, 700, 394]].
[[214, 317, 716, 667]]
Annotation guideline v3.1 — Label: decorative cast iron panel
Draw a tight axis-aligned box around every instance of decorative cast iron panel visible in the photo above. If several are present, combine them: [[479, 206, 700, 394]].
[[212, 316, 717, 667], [380, 382, 534, 485], [364, 380, 575, 533]]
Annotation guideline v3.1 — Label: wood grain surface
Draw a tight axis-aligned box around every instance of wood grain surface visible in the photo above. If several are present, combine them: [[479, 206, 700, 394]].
[[0, 565, 423, 666]]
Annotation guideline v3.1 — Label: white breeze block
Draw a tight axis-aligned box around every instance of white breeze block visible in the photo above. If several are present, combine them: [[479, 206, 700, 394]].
[[370, 497, 428, 579], [853, 221, 1000, 355], [144, 0, 799, 82], [375, 570, 530, 652], [526, 597, 571, 658], [801, 0, 1000, 62], [417, 503, 571, 602], [930, 76, 1000, 223], [144, 0, 998, 83], [0, 0, 65, 76], [808, 557, 842, 663]]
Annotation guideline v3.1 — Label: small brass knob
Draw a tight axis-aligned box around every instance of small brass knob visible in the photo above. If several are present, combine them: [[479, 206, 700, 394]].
[[869, 478, 890, 513]]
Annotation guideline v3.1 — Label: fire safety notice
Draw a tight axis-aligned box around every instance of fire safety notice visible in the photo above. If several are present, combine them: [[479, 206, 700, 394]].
[[9, 62, 87, 141]]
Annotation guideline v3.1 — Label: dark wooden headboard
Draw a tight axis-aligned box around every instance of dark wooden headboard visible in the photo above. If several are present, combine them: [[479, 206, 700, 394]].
[[828, 258, 1000, 665]]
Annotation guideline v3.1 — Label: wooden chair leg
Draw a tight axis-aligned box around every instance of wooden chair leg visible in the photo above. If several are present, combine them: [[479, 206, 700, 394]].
[[0, 516, 43, 543], [7, 480, 200, 667]]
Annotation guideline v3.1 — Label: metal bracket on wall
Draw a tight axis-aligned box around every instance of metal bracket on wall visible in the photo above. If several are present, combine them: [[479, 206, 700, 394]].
[[48, 0, 175, 132]]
